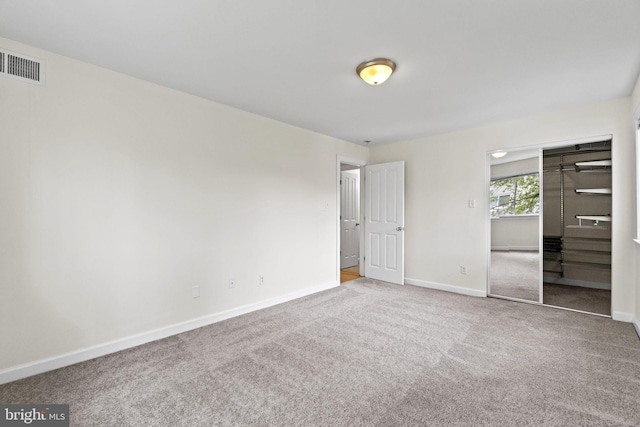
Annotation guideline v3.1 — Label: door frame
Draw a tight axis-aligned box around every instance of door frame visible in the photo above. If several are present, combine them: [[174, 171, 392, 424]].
[[340, 169, 361, 269], [337, 156, 367, 283], [486, 133, 614, 316]]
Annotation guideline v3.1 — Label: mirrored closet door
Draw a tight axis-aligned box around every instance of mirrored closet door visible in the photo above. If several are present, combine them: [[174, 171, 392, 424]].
[[488, 137, 612, 316], [489, 150, 541, 303], [542, 141, 611, 315]]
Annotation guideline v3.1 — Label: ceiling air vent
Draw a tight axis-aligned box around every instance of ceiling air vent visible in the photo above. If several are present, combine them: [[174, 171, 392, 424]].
[[0, 49, 45, 85]]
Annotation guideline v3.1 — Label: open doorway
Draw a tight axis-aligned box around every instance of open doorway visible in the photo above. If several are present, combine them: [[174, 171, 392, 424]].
[[340, 164, 361, 283], [337, 156, 366, 284], [336, 156, 406, 286]]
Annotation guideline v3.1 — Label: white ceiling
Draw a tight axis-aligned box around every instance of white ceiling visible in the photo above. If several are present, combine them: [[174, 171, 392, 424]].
[[1, 0, 639, 146]]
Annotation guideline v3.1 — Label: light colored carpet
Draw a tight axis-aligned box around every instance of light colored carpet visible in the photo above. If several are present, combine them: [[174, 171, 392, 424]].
[[2, 278, 639, 426], [490, 250, 540, 301]]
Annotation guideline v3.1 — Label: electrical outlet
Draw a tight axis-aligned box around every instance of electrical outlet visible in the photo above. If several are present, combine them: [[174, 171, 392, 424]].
[[259, 275, 265, 286], [229, 279, 236, 289], [460, 265, 467, 275], [468, 199, 475, 208], [191, 286, 200, 298]]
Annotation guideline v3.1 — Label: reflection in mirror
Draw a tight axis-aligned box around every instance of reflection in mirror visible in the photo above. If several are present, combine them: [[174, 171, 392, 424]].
[[489, 150, 541, 302]]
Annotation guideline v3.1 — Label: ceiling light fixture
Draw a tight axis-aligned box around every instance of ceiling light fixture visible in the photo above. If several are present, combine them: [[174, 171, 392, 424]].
[[356, 58, 396, 85], [492, 151, 507, 158]]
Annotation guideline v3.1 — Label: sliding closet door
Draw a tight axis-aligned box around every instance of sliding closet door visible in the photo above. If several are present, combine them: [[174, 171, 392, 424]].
[[489, 151, 541, 303], [542, 141, 612, 315]]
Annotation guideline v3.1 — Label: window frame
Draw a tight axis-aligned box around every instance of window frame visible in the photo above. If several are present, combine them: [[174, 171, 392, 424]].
[[490, 171, 541, 219]]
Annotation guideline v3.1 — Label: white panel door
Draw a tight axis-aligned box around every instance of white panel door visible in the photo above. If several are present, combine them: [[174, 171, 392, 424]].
[[364, 161, 405, 284], [340, 170, 360, 269]]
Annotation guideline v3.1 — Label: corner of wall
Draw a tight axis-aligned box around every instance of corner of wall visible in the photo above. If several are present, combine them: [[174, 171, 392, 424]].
[[632, 72, 640, 115], [632, 71, 640, 339]]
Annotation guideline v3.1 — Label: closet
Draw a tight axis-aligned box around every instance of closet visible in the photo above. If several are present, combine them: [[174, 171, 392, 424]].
[[542, 140, 612, 315]]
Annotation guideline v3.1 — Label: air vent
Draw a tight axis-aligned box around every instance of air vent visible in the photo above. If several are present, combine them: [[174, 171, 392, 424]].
[[0, 48, 45, 85]]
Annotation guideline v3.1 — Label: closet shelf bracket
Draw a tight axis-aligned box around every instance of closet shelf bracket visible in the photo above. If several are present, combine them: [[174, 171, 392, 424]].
[[575, 188, 611, 195]]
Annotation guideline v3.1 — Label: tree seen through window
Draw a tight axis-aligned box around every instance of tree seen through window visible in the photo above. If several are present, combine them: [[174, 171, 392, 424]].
[[490, 173, 540, 218]]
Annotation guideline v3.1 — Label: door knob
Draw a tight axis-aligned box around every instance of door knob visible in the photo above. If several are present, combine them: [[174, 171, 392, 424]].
[[355, 223, 360, 226], [396, 226, 404, 231]]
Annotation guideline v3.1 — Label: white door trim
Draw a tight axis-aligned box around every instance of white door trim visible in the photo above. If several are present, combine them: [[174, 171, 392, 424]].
[[537, 148, 544, 303], [337, 156, 367, 282]]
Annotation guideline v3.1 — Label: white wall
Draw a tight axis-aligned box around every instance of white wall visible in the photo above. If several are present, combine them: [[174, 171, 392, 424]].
[[370, 97, 635, 319], [632, 73, 640, 114], [491, 217, 539, 250], [0, 38, 368, 372], [632, 72, 640, 330]]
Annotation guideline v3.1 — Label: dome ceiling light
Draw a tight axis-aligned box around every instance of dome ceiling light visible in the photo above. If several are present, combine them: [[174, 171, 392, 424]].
[[356, 58, 396, 85]]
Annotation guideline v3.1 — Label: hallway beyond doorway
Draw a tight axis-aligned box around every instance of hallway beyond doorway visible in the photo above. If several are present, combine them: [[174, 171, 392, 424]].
[[340, 265, 360, 283]]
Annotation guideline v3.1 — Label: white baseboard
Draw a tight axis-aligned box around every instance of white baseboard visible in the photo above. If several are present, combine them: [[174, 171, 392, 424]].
[[491, 246, 539, 251], [0, 280, 339, 385], [405, 277, 487, 298], [611, 311, 634, 323], [611, 313, 639, 338]]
